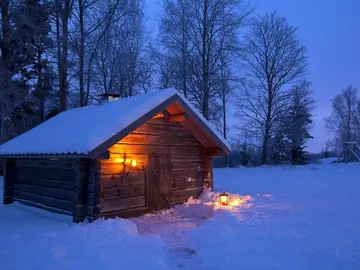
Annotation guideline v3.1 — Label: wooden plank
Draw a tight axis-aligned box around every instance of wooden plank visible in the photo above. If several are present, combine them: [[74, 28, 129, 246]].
[[13, 190, 74, 212], [205, 148, 222, 157], [119, 133, 201, 147], [87, 159, 101, 222], [204, 156, 213, 190], [100, 206, 149, 219], [132, 123, 193, 138], [171, 169, 200, 178], [73, 159, 89, 223], [105, 153, 147, 164], [15, 159, 74, 170], [111, 144, 202, 155], [171, 181, 195, 190], [15, 167, 75, 181], [172, 162, 202, 170], [146, 117, 183, 126], [100, 163, 125, 174], [13, 184, 76, 202], [171, 153, 204, 162], [100, 196, 145, 213], [172, 187, 203, 201], [101, 173, 145, 188], [3, 159, 15, 204], [101, 185, 145, 200], [14, 199, 73, 216], [168, 113, 188, 122], [15, 176, 75, 190]]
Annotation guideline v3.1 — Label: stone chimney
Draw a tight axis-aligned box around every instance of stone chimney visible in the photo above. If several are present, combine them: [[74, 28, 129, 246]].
[[98, 93, 121, 103]]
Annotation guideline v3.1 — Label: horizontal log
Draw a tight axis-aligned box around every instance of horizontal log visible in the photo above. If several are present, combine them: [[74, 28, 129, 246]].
[[15, 175, 75, 190], [172, 181, 195, 190], [146, 118, 184, 126], [100, 162, 146, 174], [101, 185, 145, 200], [172, 162, 202, 170], [205, 148, 223, 157], [13, 190, 74, 212], [111, 144, 203, 155], [171, 169, 200, 178], [132, 123, 193, 138], [15, 159, 75, 170], [168, 113, 188, 122], [172, 187, 203, 201], [100, 196, 146, 213], [14, 198, 73, 216], [171, 153, 204, 163], [119, 133, 201, 147], [14, 183, 76, 202], [100, 206, 149, 219], [16, 167, 75, 181], [105, 153, 147, 164], [101, 173, 145, 188]]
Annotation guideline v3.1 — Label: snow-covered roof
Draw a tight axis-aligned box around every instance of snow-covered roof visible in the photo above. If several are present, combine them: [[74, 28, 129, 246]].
[[0, 88, 231, 157]]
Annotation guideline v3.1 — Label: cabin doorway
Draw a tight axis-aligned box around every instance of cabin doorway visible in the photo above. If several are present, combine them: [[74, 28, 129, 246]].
[[146, 153, 172, 210]]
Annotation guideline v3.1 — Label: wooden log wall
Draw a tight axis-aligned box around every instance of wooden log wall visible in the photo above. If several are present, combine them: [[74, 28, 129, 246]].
[[100, 117, 209, 217], [3, 159, 15, 204], [7, 158, 89, 222]]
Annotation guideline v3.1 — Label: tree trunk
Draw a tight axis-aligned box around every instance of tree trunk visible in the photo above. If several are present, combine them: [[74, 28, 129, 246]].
[[201, 0, 209, 120], [57, 0, 71, 112], [0, 0, 11, 142], [78, 0, 85, 107], [36, 50, 45, 122]]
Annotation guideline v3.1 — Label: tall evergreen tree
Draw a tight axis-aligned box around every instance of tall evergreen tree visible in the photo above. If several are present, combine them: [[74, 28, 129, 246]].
[[281, 80, 314, 164]]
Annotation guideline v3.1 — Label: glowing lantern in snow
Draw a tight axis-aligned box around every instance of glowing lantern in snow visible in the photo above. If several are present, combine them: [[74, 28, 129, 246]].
[[219, 192, 229, 205]]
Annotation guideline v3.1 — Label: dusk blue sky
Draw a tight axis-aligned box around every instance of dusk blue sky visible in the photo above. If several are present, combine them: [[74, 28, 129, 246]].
[[144, 0, 360, 153]]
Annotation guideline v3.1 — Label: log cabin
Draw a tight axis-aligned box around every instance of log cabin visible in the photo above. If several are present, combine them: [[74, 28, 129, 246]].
[[0, 89, 231, 222]]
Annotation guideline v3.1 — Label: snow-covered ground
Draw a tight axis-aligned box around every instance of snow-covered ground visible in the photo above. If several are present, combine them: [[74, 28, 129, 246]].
[[1, 159, 360, 269]]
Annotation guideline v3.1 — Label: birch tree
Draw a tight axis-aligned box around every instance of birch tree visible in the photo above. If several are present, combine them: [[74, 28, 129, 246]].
[[325, 85, 360, 153], [238, 12, 307, 164], [159, 0, 251, 120], [56, 0, 74, 111]]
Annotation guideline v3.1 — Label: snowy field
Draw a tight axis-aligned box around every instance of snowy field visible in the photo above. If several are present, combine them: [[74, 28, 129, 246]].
[[1, 159, 360, 270]]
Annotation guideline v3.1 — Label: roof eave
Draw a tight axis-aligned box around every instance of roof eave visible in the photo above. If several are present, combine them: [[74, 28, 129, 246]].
[[0, 153, 90, 159]]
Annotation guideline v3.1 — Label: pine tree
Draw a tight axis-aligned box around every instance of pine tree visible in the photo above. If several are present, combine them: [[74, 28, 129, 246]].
[[12, 0, 54, 125], [282, 81, 314, 164]]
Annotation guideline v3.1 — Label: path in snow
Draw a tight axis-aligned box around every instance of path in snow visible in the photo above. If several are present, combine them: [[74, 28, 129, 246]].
[[131, 202, 215, 269]]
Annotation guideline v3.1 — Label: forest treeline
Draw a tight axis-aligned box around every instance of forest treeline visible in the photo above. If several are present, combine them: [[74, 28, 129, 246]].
[[0, 0, 356, 166]]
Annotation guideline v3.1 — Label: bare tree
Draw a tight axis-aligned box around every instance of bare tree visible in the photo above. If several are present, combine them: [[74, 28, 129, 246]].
[[160, 0, 191, 98], [56, 0, 74, 111], [238, 12, 307, 164], [70, 0, 122, 106], [91, 0, 147, 98], [325, 85, 360, 153], [159, 0, 251, 121]]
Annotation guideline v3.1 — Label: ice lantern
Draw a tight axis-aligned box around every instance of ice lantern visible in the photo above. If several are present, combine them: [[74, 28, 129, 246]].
[[219, 192, 229, 205]]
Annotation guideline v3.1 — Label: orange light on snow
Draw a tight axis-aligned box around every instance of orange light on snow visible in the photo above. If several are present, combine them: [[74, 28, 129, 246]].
[[219, 192, 229, 205]]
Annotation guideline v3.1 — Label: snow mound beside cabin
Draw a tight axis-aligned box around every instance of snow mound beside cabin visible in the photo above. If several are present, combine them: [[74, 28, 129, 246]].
[[0, 177, 170, 270]]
